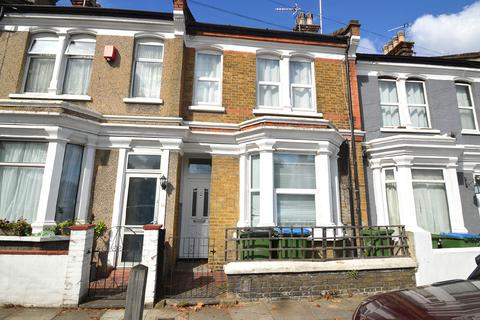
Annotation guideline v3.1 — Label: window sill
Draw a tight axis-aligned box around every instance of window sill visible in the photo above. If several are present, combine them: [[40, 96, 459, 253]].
[[123, 97, 164, 105], [461, 129, 480, 136], [380, 127, 440, 134], [189, 105, 225, 113], [9, 93, 92, 101], [253, 108, 323, 118]]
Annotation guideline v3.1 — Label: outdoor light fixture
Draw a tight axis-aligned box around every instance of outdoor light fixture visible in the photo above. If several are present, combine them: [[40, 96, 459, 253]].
[[474, 176, 480, 195], [160, 175, 168, 190]]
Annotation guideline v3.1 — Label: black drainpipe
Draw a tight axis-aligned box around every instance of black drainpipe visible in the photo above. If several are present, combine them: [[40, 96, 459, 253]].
[[0, 6, 5, 21], [345, 36, 362, 227]]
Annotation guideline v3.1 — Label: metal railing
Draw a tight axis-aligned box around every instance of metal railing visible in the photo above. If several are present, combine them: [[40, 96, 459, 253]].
[[224, 225, 409, 262]]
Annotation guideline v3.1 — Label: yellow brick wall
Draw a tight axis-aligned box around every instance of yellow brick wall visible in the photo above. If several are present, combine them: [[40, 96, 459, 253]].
[[208, 156, 239, 269], [0, 31, 29, 99]]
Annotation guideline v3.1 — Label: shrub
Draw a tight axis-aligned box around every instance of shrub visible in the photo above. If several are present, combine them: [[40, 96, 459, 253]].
[[0, 219, 32, 236]]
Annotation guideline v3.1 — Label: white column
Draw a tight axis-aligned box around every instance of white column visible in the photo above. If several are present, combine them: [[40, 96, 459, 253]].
[[371, 159, 388, 225], [396, 77, 410, 127], [316, 150, 334, 226], [110, 148, 128, 229], [48, 34, 67, 95], [33, 137, 67, 232], [394, 156, 418, 231], [75, 143, 96, 224], [330, 153, 342, 226], [62, 225, 94, 306], [142, 225, 163, 307], [280, 55, 291, 109], [157, 149, 170, 226], [445, 161, 468, 233], [238, 153, 247, 227], [258, 140, 275, 227]]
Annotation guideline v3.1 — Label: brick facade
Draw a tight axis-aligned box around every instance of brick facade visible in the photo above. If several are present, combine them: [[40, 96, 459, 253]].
[[228, 268, 416, 300], [208, 156, 240, 269], [0, 31, 29, 99]]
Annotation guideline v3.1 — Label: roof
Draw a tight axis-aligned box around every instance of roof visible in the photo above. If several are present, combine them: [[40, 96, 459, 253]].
[[357, 53, 480, 69], [187, 21, 349, 47], [1, 4, 173, 21], [439, 51, 480, 61]]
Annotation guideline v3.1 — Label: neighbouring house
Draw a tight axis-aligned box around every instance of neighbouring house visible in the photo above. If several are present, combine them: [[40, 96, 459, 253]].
[[0, 0, 453, 307], [358, 32, 480, 285]]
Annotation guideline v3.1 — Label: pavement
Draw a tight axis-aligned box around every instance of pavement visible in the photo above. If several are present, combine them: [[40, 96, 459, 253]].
[[0, 296, 366, 320]]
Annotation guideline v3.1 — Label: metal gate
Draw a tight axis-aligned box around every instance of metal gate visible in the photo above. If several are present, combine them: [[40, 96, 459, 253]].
[[161, 237, 227, 299], [86, 226, 142, 300]]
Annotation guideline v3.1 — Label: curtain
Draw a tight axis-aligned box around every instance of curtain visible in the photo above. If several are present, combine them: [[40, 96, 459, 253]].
[[251, 155, 259, 189], [137, 44, 163, 60], [63, 58, 92, 95], [460, 109, 476, 130], [382, 105, 400, 127], [292, 88, 312, 109], [55, 144, 83, 222], [379, 81, 400, 126], [274, 154, 315, 189], [277, 194, 315, 226], [386, 182, 400, 225], [406, 82, 426, 104], [196, 53, 220, 78], [409, 106, 428, 128], [251, 192, 260, 227], [133, 61, 162, 98], [196, 80, 219, 104], [406, 82, 428, 127], [0, 142, 48, 222], [258, 58, 280, 107], [413, 182, 451, 234], [456, 85, 472, 106], [290, 61, 311, 85], [25, 57, 55, 93], [195, 53, 221, 104]]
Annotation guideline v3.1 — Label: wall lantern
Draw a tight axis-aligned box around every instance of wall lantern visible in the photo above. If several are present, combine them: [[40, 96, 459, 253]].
[[103, 45, 117, 62], [160, 175, 168, 190], [474, 176, 480, 195]]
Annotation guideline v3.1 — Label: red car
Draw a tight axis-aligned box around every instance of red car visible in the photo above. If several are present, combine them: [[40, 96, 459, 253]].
[[353, 255, 480, 320]]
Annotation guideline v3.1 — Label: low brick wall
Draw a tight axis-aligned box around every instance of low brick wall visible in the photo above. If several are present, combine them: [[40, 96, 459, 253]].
[[228, 268, 416, 300]]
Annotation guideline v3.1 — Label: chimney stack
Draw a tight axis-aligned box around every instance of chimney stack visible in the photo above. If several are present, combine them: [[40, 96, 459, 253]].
[[71, 0, 100, 7], [383, 31, 414, 56], [293, 11, 320, 33], [331, 20, 361, 37]]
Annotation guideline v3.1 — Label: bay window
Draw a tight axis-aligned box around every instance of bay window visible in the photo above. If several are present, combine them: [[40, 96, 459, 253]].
[[250, 154, 260, 226], [412, 169, 451, 234], [257, 57, 280, 108], [378, 77, 430, 129], [384, 169, 400, 225], [274, 154, 316, 226], [62, 37, 95, 95], [0, 142, 48, 222], [55, 144, 84, 222], [24, 35, 58, 93], [131, 39, 163, 99], [194, 51, 222, 106], [290, 60, 314, 110], [455, 83, 478, 131]]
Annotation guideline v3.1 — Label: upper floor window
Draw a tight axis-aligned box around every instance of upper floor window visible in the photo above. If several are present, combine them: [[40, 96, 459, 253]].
[[455, 83, 477, 131], [132, 39, 163, 99], [25, 35, 59, 93], [62, 37, 95, 95], [23, 33, 96, 96], [194, 51, 222, 106], [378, 78, 430, 129], [256, 55, 315, 111], [290, 59, 314, 110]]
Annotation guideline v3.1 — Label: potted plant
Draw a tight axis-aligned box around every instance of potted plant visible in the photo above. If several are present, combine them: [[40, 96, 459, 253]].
[[0, 219, 32, 236]]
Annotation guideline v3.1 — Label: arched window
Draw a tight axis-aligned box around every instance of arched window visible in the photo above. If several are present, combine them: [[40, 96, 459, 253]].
[[131, 38, 164, 99], [289, 57, 314, 110], [257, 55, 281, 108], [62, 35, 96, 95], [24, 34, 59, 93]]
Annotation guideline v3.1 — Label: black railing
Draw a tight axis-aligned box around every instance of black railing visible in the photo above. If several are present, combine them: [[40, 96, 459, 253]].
[[224, 225, 409, 262]]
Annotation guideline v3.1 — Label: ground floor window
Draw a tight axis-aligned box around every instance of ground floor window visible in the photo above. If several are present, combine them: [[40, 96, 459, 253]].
[[0, 142, 48, 222], [412, 169, 451, 234], [384, 169, 400, 226]]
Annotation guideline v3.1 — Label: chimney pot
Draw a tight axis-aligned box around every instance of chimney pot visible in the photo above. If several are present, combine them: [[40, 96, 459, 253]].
[[306, 12, 314, 25], [392, 35, 399, 47], [397, 31, 405, 42]]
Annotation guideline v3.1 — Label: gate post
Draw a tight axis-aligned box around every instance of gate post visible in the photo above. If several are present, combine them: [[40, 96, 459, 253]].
[[62, 224, 95, 306], [142, 224, 163, 306]]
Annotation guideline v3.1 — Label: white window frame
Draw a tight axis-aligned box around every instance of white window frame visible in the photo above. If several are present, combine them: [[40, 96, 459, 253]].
[[380, 167, 401, 226], [248, 154, 260, 227], [192, 49, 223, 109], [405, 80, 431, 129], [455, 82, 479, 132], [256, 55, 282, 109], [22, 34, 59, 94], [61, 35, 96, 95], [378, 78, 401, 128], [289, 57, 316, 111], [379, 77, 432, 129], [127, 38, 164, 102]]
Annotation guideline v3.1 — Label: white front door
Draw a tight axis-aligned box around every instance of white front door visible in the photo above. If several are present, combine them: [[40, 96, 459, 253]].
[[180, 158, 212, 258]]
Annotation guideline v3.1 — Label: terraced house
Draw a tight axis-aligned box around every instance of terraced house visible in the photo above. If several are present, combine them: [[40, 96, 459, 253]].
[[3, 0, 475, 308]]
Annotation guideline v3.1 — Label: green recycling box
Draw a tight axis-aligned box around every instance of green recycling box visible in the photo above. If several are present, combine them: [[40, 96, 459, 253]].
[[432, 233, 480, 249], [275, 227, 312, 259], [361, 228, 395, 257], [239, 230, 276, 260]]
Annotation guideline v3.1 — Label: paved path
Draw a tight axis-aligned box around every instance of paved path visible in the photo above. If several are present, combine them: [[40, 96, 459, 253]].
[[0, 296, 366, 320]]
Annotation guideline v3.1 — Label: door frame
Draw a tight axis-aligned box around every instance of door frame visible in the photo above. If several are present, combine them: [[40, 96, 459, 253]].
[[179, 155, 212, 258]]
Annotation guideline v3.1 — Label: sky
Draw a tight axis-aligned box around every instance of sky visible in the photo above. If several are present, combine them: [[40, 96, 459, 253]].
[[57, 0, 480, 56]]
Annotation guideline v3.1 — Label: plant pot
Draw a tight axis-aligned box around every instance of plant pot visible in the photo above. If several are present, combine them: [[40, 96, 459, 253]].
[[0, 229, 16, 236]]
